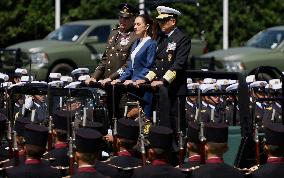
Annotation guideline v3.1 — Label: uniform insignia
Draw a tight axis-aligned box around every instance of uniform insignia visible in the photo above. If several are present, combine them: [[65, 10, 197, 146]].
[[145, 71, 156, 81], [120, 37, 130, 46], [166, 42, 176, 52], [266, 107, 272, 110], [168, 53, 172, 61], [163, 70, 176, 83]]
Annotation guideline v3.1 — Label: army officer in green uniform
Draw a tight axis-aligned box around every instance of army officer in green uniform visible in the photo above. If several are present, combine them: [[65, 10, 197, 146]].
[[86, 3, 139, 85]]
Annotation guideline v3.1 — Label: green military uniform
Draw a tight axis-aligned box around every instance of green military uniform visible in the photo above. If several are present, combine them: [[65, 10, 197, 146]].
[[91, 28, 138, 80]]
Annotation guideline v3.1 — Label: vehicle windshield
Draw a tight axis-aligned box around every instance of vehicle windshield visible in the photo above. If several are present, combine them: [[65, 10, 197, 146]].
[[46, 24, 89, 42], [245, 30, 284, 49]]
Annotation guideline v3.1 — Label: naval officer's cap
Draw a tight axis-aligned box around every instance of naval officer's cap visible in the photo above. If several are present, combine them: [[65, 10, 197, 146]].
[[118, 3, 139, 18], [156, 6, 181, 20]]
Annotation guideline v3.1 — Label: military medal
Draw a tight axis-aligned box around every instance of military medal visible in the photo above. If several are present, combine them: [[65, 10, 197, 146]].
[[120, 37, 130, 46]]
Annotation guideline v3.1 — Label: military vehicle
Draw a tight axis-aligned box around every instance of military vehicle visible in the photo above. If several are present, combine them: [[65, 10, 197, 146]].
[[2, 20, 117, 81], [1, 18, 207, 81], [198, 26, 284, 79]]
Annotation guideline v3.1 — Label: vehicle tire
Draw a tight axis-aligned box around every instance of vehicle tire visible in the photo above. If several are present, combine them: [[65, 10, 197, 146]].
[[50, 63, 74, 76]]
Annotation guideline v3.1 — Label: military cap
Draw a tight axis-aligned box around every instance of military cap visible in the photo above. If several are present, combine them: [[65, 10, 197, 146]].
[[75, 128, 103, 153], [148, 126, 173, 150], [78, 75, 90, 82], [49, 73, 62, 81], [117, 118, 139, 140], [48, 80, 64, 88], [0, 72, 9, 82], [64, 81, 81, 89], [80, 121, 107, 136], [217, 79, 237, 91], [187, 122, 200, 143], [156, 6, 181, 20], [187, 83, 200, 94], [25, 124, 48, 147], [118, 3, 139, 18], [246, 75, 255, 84], [200, 83, 221, 93], [71, 68, 89, 79], [15, 117, 32, 136], [204, 123, 228, 143], [53, 110, 75, 131], [187, 78, 193, 84], [268, 79, 281, 86], [226, 83, 239, 93], [14, 68, 28, 77], [20, 75, 33, 82], [249, 81, 267, 92], [60, 76, 73, 83], [0, 113, 7, 131], [203, 78, 216, 84], [264, 121, 284, 146]]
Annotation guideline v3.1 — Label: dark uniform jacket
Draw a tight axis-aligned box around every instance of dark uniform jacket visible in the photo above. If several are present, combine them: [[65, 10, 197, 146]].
[[146, 28, 191, 95], [43, 143, 69, 167], [177, 155, 201, 178], [263, 103, 282, 123], [251, 157, 284, 178], [185, 101, 197, 124], [92, 28, 138, 80], [108, 150, 143, 178], [131, 159, 185, 178], [72, 166, 108, 178], [6, 159, 61, 178], [225, 103, 240, 126], [95, 160, 118, 178], [3, 150, 26, 167], [191, 157, 244, 178]]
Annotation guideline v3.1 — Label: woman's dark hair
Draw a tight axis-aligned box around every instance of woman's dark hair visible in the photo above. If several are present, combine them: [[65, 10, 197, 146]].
[[137, 14, 157, 40]]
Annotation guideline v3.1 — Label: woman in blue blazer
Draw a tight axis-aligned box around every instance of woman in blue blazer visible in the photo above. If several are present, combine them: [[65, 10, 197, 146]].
[[112, 14, 157, 118]]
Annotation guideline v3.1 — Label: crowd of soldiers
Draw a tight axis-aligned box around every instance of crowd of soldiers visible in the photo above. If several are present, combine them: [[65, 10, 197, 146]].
[[0, 2, 284, 178]]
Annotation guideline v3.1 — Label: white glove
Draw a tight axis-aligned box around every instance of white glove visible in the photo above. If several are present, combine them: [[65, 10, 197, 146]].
[[25, 96, 34, 109]]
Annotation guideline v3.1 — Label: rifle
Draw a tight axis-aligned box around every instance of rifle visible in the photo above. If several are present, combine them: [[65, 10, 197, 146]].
[[136, 101, 146, 166], [47, 116, 53, 151], [254, 124, 260, 165], [199, 122, 206, 164], [68, 136, 74, 175], [177, 97, 184, 166], [13, 131, 19, 166], [153, 111, 157, 126], [7, 121, 13, 159], [112, 85, 118, 156], [197, 88, 206, 164]]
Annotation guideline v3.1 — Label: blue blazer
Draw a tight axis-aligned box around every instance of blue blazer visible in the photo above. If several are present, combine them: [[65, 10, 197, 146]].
[[120, 38, 157, 81]]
